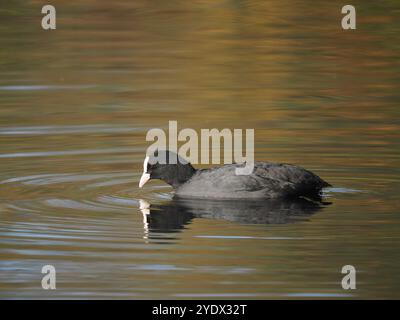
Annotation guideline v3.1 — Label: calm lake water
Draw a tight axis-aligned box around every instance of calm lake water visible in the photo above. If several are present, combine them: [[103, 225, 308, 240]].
[[1, 1, 399, 299]]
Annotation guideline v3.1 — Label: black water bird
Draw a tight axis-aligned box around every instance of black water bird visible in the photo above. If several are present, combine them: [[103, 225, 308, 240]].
[[139, 150, 331, 200]]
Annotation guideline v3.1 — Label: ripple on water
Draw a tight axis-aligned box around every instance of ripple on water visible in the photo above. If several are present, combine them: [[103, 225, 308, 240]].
[[97, 195, 140, 207], [0, 124, 146, 136], [0, 147, 140, 159], [325, 187, 363, 194], [194, 235, 322, 240], [1, 172, 133, 186], [0, 85, 96, 91], [44, 199, 131, 213]]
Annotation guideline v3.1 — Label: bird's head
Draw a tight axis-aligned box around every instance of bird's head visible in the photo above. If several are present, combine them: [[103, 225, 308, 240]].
[[139, 150, 196, 189]]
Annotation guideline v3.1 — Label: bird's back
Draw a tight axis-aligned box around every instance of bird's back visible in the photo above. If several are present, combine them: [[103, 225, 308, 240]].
[[175, 162, 330, 200]]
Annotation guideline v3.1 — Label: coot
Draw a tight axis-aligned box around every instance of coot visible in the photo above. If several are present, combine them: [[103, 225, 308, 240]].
[[139, 150, 330, 200]]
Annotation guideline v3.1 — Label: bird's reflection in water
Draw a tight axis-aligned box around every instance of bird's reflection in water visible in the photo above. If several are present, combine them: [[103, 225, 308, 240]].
[[139, 198, 329, 236]]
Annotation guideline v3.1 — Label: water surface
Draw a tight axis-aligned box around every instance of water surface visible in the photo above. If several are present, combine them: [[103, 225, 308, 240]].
[[0, 0, 400, 299]]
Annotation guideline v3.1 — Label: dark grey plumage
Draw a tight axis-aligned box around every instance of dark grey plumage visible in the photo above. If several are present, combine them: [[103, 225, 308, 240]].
[[139, 150, 331, 200]]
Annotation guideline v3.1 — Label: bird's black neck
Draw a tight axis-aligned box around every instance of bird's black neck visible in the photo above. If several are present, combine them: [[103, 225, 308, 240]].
[[162, 163, 197, 189]]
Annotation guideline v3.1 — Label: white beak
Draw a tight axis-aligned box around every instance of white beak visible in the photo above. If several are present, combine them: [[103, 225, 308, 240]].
[[139, 172, 150, 188]]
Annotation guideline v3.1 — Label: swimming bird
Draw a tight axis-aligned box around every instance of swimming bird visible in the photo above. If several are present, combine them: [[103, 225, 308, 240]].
[[139, 150, 331, 200]]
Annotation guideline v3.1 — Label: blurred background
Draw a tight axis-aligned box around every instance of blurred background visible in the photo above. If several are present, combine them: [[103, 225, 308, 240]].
[[0, 0, 399, 299]]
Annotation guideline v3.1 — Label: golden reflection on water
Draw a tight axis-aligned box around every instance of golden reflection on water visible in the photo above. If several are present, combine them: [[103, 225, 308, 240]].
[[0, 0, 400, 298]]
